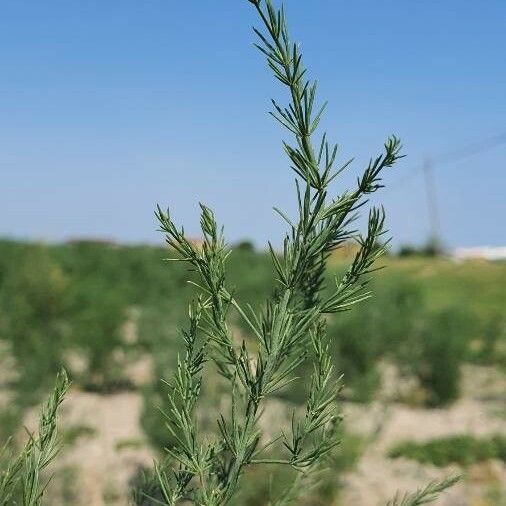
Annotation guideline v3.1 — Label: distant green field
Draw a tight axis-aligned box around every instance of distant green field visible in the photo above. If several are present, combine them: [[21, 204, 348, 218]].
[[329, 255, 506, 324], [0, 238, 504, 414]]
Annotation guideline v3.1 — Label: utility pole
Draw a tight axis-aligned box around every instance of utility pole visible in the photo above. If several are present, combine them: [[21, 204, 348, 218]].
[[422, 157, 441, 252]]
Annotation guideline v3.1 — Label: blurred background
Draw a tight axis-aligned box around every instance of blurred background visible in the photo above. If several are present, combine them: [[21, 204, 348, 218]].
[[0, 1, 505, 504]]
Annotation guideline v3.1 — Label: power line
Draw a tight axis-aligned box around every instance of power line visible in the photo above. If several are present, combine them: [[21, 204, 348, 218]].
[[385, 132, 506, 248], [433, 132, 506, 165], [386, 132, 506, 193]]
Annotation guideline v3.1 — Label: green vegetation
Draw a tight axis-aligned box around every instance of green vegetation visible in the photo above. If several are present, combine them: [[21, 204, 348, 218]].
[[389, 434, 506, 467], [0, 239, 504, 411], [0, 243, 70, 405], [61, 425, 96, 447], [0, 371, 69, 506], [0, 0, 504, 503], [143, 0, 405, 501], [385, 476, 462, 506], [0, 240, 504, 407], [329, 277, 474, 405]]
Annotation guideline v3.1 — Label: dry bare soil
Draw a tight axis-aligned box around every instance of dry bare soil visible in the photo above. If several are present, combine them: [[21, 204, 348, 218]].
[[27, 363, 505, 505]]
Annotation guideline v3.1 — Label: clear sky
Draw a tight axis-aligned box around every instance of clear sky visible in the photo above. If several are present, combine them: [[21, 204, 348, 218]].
[[1, 0, 505, 249]]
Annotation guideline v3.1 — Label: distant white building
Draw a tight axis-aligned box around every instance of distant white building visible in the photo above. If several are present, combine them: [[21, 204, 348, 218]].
[[453, 246, 506, 261]]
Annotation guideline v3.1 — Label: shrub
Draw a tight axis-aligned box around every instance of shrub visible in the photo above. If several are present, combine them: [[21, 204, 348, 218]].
[[398, 238, 443, 257], [0, 246, 69, 405], [389, 434, 506, 467], [330, 310, 382, 401], [406, 308, 470, 407], [328, 279, 424, 401], [469, 315, 506, 366], [69, 284, 128, 392]]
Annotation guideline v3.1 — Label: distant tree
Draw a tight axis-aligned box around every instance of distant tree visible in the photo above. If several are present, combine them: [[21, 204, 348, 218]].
[[234, 240, 255, 253]]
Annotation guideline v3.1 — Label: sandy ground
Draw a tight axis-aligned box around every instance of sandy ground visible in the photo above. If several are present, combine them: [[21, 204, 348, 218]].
[[26, 390, 154, 506], [14, 363, 506, 505], [21, 351, 155, 505], [340, 401, 506, 506], [340, 365, 506, 506]]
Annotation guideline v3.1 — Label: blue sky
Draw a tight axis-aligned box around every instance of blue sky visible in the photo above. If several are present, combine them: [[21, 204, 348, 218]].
[[1, 0, 505, 249]]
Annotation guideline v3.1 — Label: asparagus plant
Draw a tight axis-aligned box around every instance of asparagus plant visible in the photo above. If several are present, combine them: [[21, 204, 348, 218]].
[[0, 370, 69, 506], [153, 0, 405, 504], [0, 1, 460, 504], [386, 476, 461, 506]]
